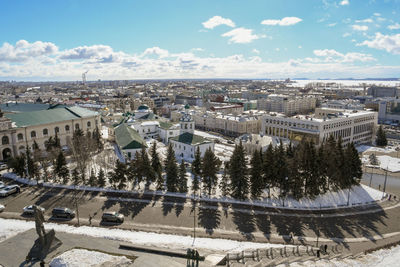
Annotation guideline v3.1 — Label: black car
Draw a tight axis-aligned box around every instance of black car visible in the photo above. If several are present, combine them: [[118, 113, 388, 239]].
[[52, 207, 75, 219]]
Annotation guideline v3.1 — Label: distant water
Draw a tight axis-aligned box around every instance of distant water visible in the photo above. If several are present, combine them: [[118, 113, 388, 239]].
[[292, 79, 400, 87]]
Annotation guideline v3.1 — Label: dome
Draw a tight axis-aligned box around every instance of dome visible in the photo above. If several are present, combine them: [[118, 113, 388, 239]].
[[184, 104, 190, 109]]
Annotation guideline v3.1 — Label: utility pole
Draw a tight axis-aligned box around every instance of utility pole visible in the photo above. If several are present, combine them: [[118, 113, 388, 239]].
[[369, 166, 374, 187], [192, 192, 197, 246], [383, 168, 388, 198]]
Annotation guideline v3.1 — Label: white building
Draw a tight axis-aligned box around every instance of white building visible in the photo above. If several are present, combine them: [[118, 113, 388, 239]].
[[261, 108, 377, 146], [169, 105, 214, 161], [257, 95, 316, 115]]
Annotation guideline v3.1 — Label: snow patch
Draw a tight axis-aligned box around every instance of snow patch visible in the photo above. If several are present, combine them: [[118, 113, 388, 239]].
[[0, 218, 284, 253], [377, 155, 400, 172], [49, 249, 132, 267]]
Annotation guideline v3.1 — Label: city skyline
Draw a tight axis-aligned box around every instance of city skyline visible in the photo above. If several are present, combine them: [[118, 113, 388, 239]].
[[0, 0, 400, 80]]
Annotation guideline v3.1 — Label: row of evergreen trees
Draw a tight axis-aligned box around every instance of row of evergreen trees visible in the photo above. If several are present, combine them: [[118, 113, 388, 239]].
[[227, 136, 362, 200]]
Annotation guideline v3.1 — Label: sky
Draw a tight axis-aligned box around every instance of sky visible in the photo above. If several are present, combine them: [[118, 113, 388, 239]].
[[0, 0, 400, 81]]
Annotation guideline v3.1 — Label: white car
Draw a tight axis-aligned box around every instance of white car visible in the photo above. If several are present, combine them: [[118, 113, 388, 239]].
[[0, 164, 7, 170], [23, 205, 45, 215], [0, 185, 20, 197], [0, 204, 4, 212]]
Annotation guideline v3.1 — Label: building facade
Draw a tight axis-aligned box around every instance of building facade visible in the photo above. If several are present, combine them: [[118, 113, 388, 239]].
[[261, 108, 377, 146], [0, 106, 100, 161]]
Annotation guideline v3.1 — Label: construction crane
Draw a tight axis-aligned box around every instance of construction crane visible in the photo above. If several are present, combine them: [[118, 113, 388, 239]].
[[82, 70, 89, 86]]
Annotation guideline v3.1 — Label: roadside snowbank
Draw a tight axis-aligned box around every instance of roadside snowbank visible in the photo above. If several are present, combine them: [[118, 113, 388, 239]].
[[2, 173, 386, 210], [357, 145, 396, 154], [377, 155, 400, 173], [50, 249, 132, 267], [0, 218, 283, 253]]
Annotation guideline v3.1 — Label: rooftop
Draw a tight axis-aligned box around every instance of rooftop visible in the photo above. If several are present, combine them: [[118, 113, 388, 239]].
[[114, 124, 147, 150], [170, 132, 211, 146], [5, 106, 98, 127]]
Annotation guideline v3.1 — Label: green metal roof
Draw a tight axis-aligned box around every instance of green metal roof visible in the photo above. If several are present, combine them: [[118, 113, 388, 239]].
[[114, 123, 147, 150], [170, 132, 211, 146], [5, 106, 98, 127], [159, 121, 175, 129], [0, 103, 50, 113]]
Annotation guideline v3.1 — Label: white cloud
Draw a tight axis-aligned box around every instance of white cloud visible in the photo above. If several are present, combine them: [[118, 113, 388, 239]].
[[355, 18, 373, 23], [261, 17, 302, 26], [202, 16, 235, 29], [343, 33, 351, 37], [359, 32, 400, 55], [1, 40, 399, 80], [192, 48, 204, 52], [339, 0, 349, 5], [388, 23, 400, 30], [328, 23, 337, 27], [275, 48, 280, 52], [142, 47, 169, 58], [0, 40, 58, 62], [221, 28, 265, 44], [374, 13, 381, 17], [313, 49, 375, 62], [298, 45, 302, 49], [352, 25, 368, 31], [252, 49, 260, 54]]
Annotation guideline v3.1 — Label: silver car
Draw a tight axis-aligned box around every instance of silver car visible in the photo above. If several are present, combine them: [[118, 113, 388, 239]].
[[23, 205, 45, 215], [0, 185, 20, 197], [0, 204, 4, 212]]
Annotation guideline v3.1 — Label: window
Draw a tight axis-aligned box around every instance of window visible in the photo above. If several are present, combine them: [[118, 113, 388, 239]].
[[17, 133, 23, 141], [65, 125, 70, 132], [169, 131, 173, 135], [1, 136, 9, 145], [87, 121, 91, 128], [43, 128, 48, 136], [31, 131, 36, 138], [190, 124, 192, 129], [75, 123, 80, 130], [185, 124, 188, 129], [19, 145, 25, 150], [55, 127, 60, 134]]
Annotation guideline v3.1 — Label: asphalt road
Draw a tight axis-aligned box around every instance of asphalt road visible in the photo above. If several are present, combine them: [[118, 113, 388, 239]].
[[2, 178, 400, 249]]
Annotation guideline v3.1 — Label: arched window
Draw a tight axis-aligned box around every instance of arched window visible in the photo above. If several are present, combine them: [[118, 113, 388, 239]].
[[17, 133, 24, 141], [31, 131, 36, 138], [75, 123, 80, 130], [185, 124, 188, 129], [1, 136, 9, 145], [43, 128, 48, 136], [55, 127, 60, 134], [87, 121, 91, 128], [65, 125, 70, 132], [18, 145, 25, 150]]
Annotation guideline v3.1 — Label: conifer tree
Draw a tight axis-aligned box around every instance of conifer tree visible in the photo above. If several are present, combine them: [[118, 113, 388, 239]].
[[88, 168, 97, 187], [201, 148, 221, 196], [346, 142, 363, 187], [316, 144, 328, 194], [114, 160, 127, 189], [178, 160, 188, 193], [72, 168, 80, 185], [92, 126, 104, 152], [97, 168, 106, 187], [376, 125, 388, 147], [191, 146, 202, 194], [54, 151, 67, 181], [26, 147, 39, 179], [8, 154, 26, 177], [275, 143, 288, 198], [140, 147, 154, 188], [228, 141, 248, 200], [324, 135, 338, 190], [220, 163, 230, 197], [262, 144, 275, 198], [335, 136, 346, 189], [250, 149, 263, 199], [150, 142, 163, 190], [164, 144, 178, 192]]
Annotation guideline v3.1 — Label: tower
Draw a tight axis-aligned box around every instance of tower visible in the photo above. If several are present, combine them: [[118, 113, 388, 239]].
[[179, 104, 194, 134]]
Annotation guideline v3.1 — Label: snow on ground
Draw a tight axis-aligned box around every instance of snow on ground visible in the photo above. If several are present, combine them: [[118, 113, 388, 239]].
[[0, 218, 284, 253], [281, 244, 400, 267], [214, 143, 235, 162], [101, 126, 109, 140], [376, 155, 400, 173], [50, 249, 132, 267], [357, 145, 396, 154]]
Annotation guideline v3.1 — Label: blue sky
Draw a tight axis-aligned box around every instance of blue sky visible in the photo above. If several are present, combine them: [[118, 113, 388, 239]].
[[0, 0, 399, 80]]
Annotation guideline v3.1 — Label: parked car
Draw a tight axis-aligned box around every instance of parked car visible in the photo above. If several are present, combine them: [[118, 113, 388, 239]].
[[23, 205, 45, 215], [0, 181, 5, 189], [52, 207, 75, 219], [0, 185, 20, 197], [0, 204, 4, 212], [102, 211, 124, 223], [0, 164, 7, 170]]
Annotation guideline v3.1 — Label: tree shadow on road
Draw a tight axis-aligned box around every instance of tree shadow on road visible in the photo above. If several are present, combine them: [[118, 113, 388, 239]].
[[231, 204, 256, 240], [270, 214, 305, 244], [197, 201, 221, 235], [255, 214, 271, 241]]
